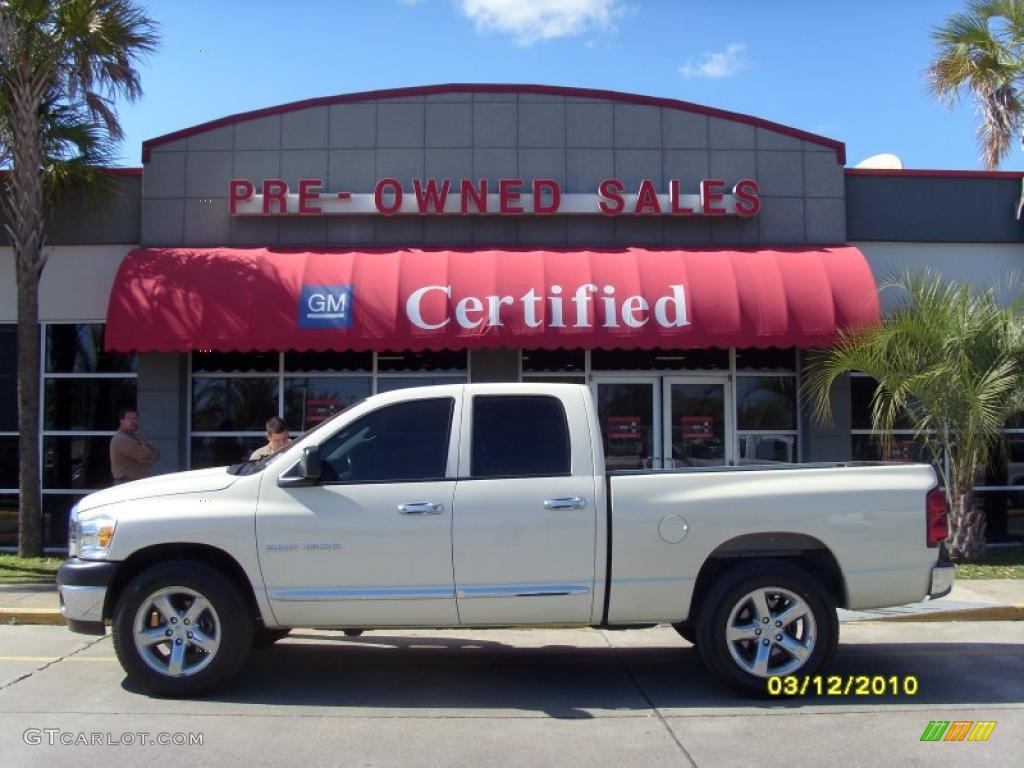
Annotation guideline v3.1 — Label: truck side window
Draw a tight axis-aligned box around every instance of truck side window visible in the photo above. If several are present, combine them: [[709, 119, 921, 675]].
[[471, 395, 571, 478], [318, 398, 453, 483]]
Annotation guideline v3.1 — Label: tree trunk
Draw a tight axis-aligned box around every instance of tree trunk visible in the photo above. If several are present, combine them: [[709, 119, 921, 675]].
[[947, 486, 987, 562], [16, 268, 41, 556], [5, 77, 47, 556]]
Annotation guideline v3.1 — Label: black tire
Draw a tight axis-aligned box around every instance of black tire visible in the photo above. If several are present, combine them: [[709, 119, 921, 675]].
[[343, 629, 364, 637], [252, 627, 291, 648], [695, 560, 838, 697], [673, 624, 697, 645], [112, 560, 254, 697]]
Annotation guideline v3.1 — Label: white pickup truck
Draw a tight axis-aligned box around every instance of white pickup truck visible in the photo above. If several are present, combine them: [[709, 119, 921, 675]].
[[58, 383, 954, 697]]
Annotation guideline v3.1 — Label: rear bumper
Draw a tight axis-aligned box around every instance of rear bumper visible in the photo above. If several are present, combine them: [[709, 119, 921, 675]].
[[928, 563, 956, 599], [57, 559, 119, 635]]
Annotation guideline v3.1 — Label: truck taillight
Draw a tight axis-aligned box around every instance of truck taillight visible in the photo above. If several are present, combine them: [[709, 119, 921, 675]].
[[926, 488, 948, 548]]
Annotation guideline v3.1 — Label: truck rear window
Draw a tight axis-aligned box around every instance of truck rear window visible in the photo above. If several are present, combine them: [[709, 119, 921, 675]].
[[471, 395, 571, 478]]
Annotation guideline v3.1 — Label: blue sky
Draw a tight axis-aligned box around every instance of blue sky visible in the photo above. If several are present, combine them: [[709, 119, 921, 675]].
[[110, 0, 1014, 171]]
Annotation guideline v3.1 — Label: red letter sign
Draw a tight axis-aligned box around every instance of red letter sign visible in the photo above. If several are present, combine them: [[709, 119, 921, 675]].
[[262, 179, 288, 215], [598, 179, 625, 215], [733, 179, 761, 217], [375, 178, 404, 215], [700, 179, 726, 216], [298, 178, 322, 215], [499, 178, 524, 214], [533, 179, 561, 214], [228, 179, 254, 215]]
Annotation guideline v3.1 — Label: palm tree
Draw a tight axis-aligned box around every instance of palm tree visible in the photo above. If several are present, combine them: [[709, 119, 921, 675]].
[[0, 1, 158, 556], [928, 0, 1024, 169], [805, 271, 1024, 562]]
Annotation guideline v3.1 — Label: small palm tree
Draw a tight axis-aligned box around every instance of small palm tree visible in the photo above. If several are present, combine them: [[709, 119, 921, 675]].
[[805, 271, 1024, 562], [928, 0, 1024, 169], [0, 1, 158, 556]]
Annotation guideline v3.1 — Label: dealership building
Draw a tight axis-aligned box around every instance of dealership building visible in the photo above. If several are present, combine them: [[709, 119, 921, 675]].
[[1, 83, 1022, 549]]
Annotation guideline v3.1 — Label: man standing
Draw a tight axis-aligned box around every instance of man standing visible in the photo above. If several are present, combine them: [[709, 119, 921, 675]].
[[250, 416, 291, 460], [110, 407, 160, 484]]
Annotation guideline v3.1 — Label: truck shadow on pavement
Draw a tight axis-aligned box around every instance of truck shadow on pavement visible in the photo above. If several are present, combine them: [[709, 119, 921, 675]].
[[154, 633, 1024, 714]]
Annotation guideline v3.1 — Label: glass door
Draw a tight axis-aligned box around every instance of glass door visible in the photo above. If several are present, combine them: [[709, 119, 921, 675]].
[[592, 378, 662, 471], [663, 377, 733, 468]]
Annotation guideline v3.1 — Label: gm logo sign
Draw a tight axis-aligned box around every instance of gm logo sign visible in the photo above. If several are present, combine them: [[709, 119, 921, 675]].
[[299, 285, 354, 329]]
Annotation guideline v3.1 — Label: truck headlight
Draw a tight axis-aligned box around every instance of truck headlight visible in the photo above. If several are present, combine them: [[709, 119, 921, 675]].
[[76, 513, 117, 560], [67, 503, 80, 557]]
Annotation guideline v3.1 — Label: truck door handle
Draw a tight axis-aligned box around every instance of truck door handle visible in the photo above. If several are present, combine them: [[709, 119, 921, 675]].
[[543, 496, 587, 510], [397, 502, 444, 515]]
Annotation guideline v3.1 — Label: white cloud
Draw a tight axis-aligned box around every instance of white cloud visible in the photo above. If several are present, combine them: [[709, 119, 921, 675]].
[[458, 0, 623, 46], [678, 43, 749, 80]]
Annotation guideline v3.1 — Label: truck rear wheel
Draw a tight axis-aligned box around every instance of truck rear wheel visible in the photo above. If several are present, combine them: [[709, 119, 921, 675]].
[[112, 561, 254, 696], [695, 561, 837, 697]]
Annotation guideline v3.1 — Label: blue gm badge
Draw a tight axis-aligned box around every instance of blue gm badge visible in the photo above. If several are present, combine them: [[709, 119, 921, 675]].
[[299, 285, 354, 329]]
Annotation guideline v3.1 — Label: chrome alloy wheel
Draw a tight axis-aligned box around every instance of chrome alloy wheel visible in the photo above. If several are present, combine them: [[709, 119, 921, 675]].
[[132, 586, 221, 678], [724, 586, 816, 678]]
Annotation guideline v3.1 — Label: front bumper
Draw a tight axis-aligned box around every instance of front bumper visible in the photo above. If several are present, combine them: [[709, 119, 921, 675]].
[[57, 558, 120, 635], [928, 563, 956, 599]]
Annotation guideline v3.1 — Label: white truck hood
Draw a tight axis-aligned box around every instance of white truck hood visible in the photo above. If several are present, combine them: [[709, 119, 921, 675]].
[[78, 467, 240, 512]]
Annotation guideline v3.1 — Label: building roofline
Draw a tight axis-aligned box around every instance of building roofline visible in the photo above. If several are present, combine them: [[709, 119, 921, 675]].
[[845, 168, 1023, 179], [140, 83, 847, 163]]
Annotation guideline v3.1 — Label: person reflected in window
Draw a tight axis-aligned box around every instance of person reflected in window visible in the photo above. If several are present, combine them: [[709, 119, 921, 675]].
[[110, 407, 160, 484], [250, 416, 291, 460]]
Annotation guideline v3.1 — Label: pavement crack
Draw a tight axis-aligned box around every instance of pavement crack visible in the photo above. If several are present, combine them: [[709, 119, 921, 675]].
[[0, 636, 109, 693], [600, 631, 698, 768]]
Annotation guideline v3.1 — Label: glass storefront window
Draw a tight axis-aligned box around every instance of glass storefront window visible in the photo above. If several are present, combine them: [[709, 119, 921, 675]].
[[191, 436, 268, 469], [377, 375, 467, 393], [597, 382, 654, 471], [44, 379, 138, 431], [0, 437, 17, 488], [736, 377, 796, 431], [0, 494, 17, 548], [42, 495, 84, 550], [43, 436, 114, 489], [591, 348, 729, 371], [850, 376, 913, 430], [974, 491, 1024, 542], [191, 350, 279, 373], [376, 350, 467, 372], [284, 377, 372, 430], [45, 324, 136, 373], [191, 377, 279, 431], [738, 434, 797, 464], [0, 326, 16, 431], [735, 347, 796, 372], [522, 348, 586, 373], [284, 350, 372, 373]]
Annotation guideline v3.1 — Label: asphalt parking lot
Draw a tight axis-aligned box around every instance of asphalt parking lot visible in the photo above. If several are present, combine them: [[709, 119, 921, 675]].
[[0, 622, 1021, 767]]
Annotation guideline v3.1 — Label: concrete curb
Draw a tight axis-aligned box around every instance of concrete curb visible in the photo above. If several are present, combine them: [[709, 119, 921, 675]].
[[1, 609, 67, 626], [856, 604, 1024, 623]]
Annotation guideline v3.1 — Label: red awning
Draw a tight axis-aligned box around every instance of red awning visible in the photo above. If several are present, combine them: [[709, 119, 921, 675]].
[[105, 246, 880, 352]]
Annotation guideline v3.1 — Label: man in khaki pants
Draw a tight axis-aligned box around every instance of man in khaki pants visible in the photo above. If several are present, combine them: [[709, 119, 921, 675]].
[[109, 407, 160, 484]]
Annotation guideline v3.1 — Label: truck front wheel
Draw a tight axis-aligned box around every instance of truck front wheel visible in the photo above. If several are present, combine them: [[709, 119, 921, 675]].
[[695, 561, 838, 696], [112, 561, 254, 696]]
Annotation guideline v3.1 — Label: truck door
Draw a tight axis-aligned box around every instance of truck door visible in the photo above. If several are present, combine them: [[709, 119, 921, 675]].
[[452, 389, 598, 625], [257, 393, 460, 627]]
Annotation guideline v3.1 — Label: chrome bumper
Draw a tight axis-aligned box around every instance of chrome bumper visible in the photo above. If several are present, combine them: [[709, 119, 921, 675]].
[[928, 563, 956, 599], [59, 584, 107, 624]]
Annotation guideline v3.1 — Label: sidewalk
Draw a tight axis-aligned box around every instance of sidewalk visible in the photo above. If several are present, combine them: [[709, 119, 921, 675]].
[[1, 579, 1022, 627]]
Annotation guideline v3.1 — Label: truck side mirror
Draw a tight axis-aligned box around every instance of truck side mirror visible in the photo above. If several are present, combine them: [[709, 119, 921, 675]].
[[279, 445, 322, 488], [299, 445, 322, 480]]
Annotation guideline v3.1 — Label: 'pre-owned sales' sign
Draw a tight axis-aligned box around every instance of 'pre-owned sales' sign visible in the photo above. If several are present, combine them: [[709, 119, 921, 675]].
[[228, 177, 761, 217]]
